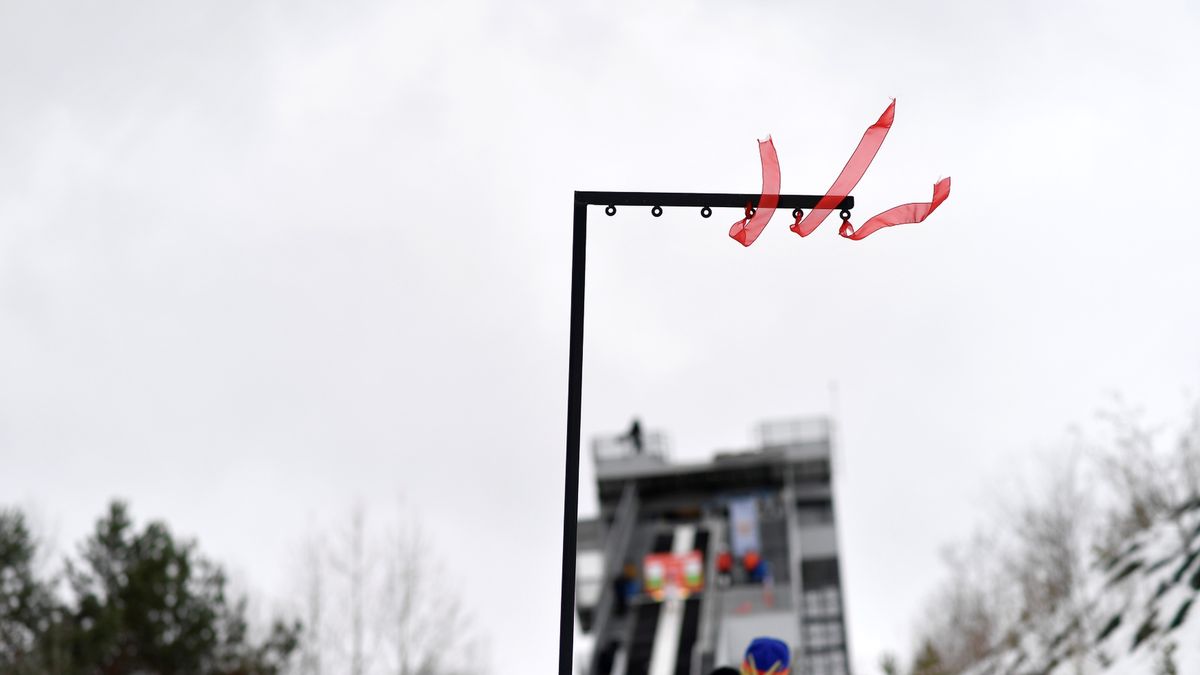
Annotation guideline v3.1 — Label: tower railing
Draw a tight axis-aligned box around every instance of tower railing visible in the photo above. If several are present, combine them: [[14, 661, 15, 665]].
[[756, 417, 831, 448], [592, 430, 670, 464]]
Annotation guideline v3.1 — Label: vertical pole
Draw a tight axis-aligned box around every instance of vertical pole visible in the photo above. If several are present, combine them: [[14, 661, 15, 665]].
[[560, 198, 587, 675]]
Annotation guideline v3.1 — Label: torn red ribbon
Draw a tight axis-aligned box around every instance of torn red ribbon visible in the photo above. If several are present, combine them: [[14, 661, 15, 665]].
[[728, 137, 780, 247], [791, 100, 895, 238], [839, 177, 951, 240]]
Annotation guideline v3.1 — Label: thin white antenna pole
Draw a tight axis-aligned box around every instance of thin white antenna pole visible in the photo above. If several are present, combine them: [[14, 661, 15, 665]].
[[829, 379, 843, 482]]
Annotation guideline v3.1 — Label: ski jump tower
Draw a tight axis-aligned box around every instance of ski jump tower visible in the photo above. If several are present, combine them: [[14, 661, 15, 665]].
[[576, 417, 851, 675]]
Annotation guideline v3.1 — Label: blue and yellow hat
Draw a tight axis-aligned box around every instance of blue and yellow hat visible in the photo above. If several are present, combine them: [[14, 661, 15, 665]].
[[741, 637, 790, 675]]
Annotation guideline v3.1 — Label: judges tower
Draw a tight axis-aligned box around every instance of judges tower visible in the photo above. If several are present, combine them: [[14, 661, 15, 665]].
[[576, 416, 851, 675]]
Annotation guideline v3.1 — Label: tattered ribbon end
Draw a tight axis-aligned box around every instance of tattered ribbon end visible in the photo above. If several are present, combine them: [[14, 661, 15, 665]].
[[934, 176, 951, 201], [729, 219, 754, 247], [877, 98, 896, 127]]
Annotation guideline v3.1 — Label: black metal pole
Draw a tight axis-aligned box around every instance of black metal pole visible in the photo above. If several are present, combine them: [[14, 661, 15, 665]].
[[559, 189, 853, 675], [560, 199, 587, 675]]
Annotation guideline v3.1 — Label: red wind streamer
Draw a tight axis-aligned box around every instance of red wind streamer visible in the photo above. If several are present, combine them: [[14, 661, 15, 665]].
[[840, 177, 951, 240], [791, 100, 895, 237], [729, 137, 780, 247]]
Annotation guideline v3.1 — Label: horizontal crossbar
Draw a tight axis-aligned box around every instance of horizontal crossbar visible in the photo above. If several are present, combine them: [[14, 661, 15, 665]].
[[574, 191, 853, 210]]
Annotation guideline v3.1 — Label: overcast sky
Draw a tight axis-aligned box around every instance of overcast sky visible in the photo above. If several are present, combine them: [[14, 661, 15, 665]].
[[3, 1, 1200, 673]]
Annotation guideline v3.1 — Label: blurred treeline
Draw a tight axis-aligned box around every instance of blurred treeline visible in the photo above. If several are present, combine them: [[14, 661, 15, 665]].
[[882, 400, 1200, 675], [0, 502, 482, 675], [0, 501, 297, 674]]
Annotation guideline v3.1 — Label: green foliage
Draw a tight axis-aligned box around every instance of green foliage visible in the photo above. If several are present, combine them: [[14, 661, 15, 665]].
[[0, 501, 299, 675], [0, 508, 60, 672], [1170, 547, 1200, 584], [910, 639, 949, 675], [1156, 640, 1178, 675], [1101, 541, 1142, 573], [1110, 559, 1143, 585], [1132, 610, 1158, 651], [1096, 612, 1122, 642], [1166, 598, 1192, 632]]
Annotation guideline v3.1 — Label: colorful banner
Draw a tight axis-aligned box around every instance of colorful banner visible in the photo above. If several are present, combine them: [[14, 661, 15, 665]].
[[642, 551, 704, 601], [729, 497, 761, 558]]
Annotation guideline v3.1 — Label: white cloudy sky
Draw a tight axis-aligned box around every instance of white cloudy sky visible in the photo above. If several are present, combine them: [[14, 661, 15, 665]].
[[2, 1, 1199, 673]]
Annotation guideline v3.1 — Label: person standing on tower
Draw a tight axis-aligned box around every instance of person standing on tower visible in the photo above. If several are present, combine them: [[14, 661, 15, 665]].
[[625, 418, 644, 454]]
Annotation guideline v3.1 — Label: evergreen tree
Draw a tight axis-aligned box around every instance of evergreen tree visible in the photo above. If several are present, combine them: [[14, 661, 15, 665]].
[[0, 508, 61, 673], [910, 639, 949, 675], [879, 652, 903, 675], [1, 501, 300, 675]]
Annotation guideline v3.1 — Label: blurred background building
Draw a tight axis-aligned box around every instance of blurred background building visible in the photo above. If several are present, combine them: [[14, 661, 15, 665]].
[[576, 416, 850, 675]]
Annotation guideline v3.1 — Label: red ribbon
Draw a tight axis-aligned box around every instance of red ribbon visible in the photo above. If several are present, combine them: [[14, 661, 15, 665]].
[[791, 100, 895, 238], [839, 177, 951, 240], [728, 137, 780, 247], [729, 100, 949, 245], [792, 99, 951, 240]]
